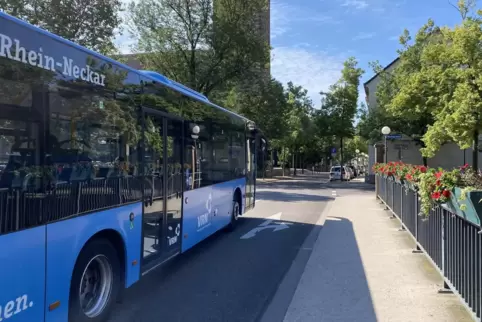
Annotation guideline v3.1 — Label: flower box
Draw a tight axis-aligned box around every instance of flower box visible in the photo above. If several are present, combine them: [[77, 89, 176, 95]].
[[446, 187, 482, 226]]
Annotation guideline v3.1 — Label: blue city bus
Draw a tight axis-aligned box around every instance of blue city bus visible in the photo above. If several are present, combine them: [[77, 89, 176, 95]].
[[0, 11, 264, 322]]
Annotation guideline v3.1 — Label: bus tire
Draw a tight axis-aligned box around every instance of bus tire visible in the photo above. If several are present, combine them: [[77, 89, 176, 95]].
[[226, 198, 241, 232], [68, 238, 121, 322]]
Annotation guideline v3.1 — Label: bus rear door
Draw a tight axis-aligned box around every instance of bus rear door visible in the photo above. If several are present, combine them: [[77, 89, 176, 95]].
[[141, 108, 184, 272]]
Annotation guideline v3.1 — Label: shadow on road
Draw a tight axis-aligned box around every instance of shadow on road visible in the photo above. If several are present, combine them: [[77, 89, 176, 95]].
[[257, 176, 375, 193], [256, 190, 333, 202], [257, 177, 329, 191], [324, 181, 375, 191], [108, 210, 377, 322], [284, 215, 377, 322], [109, 215, 327, 322]]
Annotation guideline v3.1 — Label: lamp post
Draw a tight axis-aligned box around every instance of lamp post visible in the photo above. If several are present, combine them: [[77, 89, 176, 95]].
[[381, 126, 391, 163], [355, 149, 360, 177]]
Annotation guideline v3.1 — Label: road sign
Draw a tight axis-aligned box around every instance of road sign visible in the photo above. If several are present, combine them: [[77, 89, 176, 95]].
[[240, 212, 293, 239], [386, 134, 402, 139], [331, 147, 337, 157]]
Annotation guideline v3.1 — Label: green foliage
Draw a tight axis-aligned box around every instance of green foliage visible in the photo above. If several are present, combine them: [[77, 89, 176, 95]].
[[364, 0, 482, 170], [343, 135, 368, 161], [0, 0, 123, 54], [418, 16, 482, 157], [362, 22, 437, 147], [222, 78, 288, 143], [319, 57, 364, 141]]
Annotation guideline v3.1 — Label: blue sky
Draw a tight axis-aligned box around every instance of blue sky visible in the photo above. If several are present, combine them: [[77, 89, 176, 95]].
[[116, 0, 465, 107], [270, 0, 464, 107]]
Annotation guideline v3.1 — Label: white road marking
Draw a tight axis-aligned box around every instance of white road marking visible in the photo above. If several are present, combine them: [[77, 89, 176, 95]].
[[240, 212, 293, 239]]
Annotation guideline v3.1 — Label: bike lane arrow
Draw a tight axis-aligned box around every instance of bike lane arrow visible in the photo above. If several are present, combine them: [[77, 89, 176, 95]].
[[240, 213, 293, 239]]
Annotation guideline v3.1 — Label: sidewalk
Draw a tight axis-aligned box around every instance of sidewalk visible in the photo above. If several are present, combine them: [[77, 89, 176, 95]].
[[283, 187, 473, 322]]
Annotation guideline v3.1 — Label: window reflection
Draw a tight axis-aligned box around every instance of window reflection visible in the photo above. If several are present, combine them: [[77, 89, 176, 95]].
[[0, 40, 143, 234]]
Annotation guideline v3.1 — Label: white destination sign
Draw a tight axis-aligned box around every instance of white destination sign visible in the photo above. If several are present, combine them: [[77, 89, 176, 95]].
[[0, 33, 106, 87]]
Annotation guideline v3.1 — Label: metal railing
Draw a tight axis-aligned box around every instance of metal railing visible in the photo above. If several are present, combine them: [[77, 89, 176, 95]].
[[376, 175, 481, 321]]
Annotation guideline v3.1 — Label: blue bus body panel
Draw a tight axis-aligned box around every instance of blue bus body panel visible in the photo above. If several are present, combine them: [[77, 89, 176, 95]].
[[44, 203, 142, 322], [0, 227, 46, 321], [181, 178, 246, 252]]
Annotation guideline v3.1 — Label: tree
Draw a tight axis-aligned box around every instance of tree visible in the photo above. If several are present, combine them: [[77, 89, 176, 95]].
[[0, 0, 123, 54], [126, 0, 269, 96], [317, 57, 364, 164], [416, 1, 482, 169], [385, 21, 445, 165], [223, 78, 288, 142], [272, 82, 313, 175]]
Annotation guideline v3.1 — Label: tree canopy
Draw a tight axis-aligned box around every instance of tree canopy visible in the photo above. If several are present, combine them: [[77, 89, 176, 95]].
[[126, 0, 269, 96], [361, 0, 482, 169]]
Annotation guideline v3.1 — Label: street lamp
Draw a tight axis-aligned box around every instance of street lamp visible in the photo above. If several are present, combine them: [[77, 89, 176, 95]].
[[381, 126, 391, 163]]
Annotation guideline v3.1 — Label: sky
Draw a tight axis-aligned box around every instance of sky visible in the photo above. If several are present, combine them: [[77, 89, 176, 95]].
[[270, 0, 464, 107], [116, 0, 466, 107]]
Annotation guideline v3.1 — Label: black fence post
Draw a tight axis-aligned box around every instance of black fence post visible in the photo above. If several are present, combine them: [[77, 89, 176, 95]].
[[412, 192, 423, 253], [390, 181, 396, 219], [438, 211, 452, 293], [399, 183, 405, 231]]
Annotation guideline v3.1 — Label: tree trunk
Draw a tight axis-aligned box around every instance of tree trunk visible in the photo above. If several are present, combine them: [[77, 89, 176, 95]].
[[292, 153, 296, 176], [282, 148, 286, 176], [300, 153, 305, 174], [473, 130, 479, 171], [340, 137, 344, 165]]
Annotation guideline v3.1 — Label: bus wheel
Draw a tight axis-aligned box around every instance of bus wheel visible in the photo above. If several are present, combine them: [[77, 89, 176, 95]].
[[226, 199, 241, 232], [69, 238, 121, 322]]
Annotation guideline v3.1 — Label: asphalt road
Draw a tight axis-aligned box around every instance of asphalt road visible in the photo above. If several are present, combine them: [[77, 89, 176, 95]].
[[108, 174, 332, 322]]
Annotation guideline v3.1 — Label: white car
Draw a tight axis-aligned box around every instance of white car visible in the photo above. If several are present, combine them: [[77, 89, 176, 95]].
[[330, 166, 350, 181]]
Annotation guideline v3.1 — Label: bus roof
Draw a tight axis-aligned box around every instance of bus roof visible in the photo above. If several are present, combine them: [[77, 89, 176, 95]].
[[0, 11, 252, 124]]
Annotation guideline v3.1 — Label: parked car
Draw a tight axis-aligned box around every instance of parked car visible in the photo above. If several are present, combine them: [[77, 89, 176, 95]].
[[330, 166, 342, 181], [344, 166, 354, 180], [330, 165, 351, 181]]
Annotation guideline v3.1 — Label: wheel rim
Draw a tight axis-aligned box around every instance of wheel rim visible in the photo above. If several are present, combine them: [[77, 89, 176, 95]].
[[79, 255, 113, 318], [233, 202, 240, 221]]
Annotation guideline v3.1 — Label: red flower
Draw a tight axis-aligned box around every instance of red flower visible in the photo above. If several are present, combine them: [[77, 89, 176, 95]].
[[431, 191, 441, 199], [442, 190, 451, 198], [419, 166, 427, 173], [406, 174, 413, 181], [435, 171, 443, 179], [436, 179, 441, 186]]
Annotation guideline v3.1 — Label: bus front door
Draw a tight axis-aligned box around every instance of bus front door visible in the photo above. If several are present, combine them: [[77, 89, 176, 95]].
[[245, 137, 256, 209], [141, 108, 184, 271]]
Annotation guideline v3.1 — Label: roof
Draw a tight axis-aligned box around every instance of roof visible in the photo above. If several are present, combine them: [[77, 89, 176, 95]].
[[363, 57, 400, 87], [0, 11, 251, 123]]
